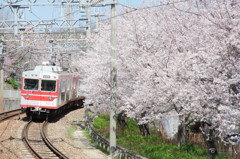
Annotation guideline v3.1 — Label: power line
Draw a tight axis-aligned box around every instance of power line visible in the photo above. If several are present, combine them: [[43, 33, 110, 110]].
[[24, 0, 191, 29], [82, 0, 190, 33], [97, 0, 190, 24], [47, 0, 191, 31], [28, 7, 42, 20], [1, 0, 190, 33]]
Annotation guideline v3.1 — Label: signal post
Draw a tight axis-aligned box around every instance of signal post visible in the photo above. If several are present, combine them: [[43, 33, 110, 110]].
[[0, 42, 4, 113]]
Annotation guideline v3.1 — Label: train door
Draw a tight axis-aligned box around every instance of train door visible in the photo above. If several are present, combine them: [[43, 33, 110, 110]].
[[58, 79, 61, 105], [61, 79, 66, 103], [73, 78, 77, 99], [67, 77, 71, 101]]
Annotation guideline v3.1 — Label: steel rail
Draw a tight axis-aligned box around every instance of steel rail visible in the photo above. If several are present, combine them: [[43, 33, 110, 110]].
[[22, 120, 42, 159], [0, 109, 22, 122], [41, 120, 68, 159], [22, 120, 69, 159], [21, 99, 84, 158]]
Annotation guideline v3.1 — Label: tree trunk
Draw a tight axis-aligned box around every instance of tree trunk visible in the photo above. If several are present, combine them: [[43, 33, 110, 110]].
[[117, 112, 127, 129], [201, 124, 218, 159], [177, 122, 187, 148], [138, 124, 150, 136]]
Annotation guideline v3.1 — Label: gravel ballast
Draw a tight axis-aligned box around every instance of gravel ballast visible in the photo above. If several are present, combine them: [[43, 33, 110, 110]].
[[0, 108, 107, 159]]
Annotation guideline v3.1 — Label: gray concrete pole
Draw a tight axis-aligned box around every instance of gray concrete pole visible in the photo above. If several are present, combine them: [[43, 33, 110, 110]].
[[21, 34, 24, 47], [50, 40, 53, 63], [12, 5, 20, 36], [49, 40, 55, 65], [86, 1, 91, 53], [0, 42, 4, 113], [110, 1, 118, 157], [95, 8, 99, 31]]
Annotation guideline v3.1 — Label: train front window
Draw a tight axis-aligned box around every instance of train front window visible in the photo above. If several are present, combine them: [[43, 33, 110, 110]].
[[41, 80, 56, 92], [24, 79, 39, 90]]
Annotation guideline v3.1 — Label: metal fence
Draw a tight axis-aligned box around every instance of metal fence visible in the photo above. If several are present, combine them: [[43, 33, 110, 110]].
[[85, 108, 147, 159]]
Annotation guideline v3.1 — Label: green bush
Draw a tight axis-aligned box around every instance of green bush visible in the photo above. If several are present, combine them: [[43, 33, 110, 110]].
[[5, 78, 18, 89]]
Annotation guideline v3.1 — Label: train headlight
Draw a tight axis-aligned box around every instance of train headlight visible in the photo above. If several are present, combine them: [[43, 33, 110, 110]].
[[26, 94, 30, 99], [49, 96, 53, 100]]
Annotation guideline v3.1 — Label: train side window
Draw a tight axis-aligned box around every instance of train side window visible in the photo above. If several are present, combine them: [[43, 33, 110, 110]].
[[67, 78, 71, 90], [24, 79, 39, 90], [62, 80, 65, 92], [74, 79, 76, 89], [41, 80, 56, 92]]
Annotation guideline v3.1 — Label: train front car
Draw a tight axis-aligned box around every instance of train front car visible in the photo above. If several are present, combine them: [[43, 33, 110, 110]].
[[20, 64, 61, 119]]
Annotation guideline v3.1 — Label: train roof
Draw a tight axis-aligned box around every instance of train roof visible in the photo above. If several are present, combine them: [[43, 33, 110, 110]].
[[34, 65, 63, 72], [22, 63, 75, 79]]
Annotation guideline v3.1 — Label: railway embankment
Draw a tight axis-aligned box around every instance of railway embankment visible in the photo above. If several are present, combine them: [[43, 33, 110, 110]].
[[88, 112, 235, 159]]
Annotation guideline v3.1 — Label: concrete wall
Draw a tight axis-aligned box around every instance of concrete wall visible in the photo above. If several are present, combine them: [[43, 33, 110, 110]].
[[3, 89, 21, 111], [4, 90, 21, 98], [155, 115, 180, 139]]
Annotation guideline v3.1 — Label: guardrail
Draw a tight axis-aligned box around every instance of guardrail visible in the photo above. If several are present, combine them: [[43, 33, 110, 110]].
[[85, 108, 147, 159]]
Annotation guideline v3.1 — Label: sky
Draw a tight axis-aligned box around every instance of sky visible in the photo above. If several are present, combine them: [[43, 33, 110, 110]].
[[0, 0, 159, 21]]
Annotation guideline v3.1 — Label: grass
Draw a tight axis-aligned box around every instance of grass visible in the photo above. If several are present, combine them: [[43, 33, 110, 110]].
[[93, 115, 110, 138], [93, 115, 230, 159], [65, 125, 77, 139]]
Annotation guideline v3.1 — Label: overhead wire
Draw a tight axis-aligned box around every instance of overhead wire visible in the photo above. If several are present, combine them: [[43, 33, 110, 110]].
[[26, 0, 190, 26], [2, 0, 190, 32], [96, 0, 190, 24], [81, 0, 191, 33], [3, 0, 191, 51], [28, 7, 42, 20]]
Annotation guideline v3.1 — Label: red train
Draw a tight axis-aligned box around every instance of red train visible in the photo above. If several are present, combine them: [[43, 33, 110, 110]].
[[20, 62, 84, 119]]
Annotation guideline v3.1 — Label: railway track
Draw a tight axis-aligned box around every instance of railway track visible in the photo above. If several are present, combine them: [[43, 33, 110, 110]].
[[0, 109, 22, 122], [22, 120, 68, 159]]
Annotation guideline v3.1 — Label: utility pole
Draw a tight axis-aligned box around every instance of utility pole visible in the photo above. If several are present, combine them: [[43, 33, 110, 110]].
[[86, 0, 91, 53], [20, 29, 25, 47], [0, 42, 4, 113], [49, 40, 56, 65], [110, 0, 118, 157], [11, 5, 20, 36], [95, 8, 99, 31]]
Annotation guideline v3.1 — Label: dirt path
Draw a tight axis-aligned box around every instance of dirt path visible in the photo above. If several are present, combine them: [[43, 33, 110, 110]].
[[47, 108, 108, 159]]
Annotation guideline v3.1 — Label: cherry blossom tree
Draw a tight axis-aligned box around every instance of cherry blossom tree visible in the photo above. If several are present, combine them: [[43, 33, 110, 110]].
[[73, 1, 240, 156]]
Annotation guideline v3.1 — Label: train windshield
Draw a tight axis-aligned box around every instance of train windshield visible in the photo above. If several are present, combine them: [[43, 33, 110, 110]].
[[41, 80, 56, 92], [24, 79, 39, 90]]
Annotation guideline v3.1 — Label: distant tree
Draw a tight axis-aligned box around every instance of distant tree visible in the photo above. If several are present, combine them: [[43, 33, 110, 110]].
[[3, 34, 56, 81]]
